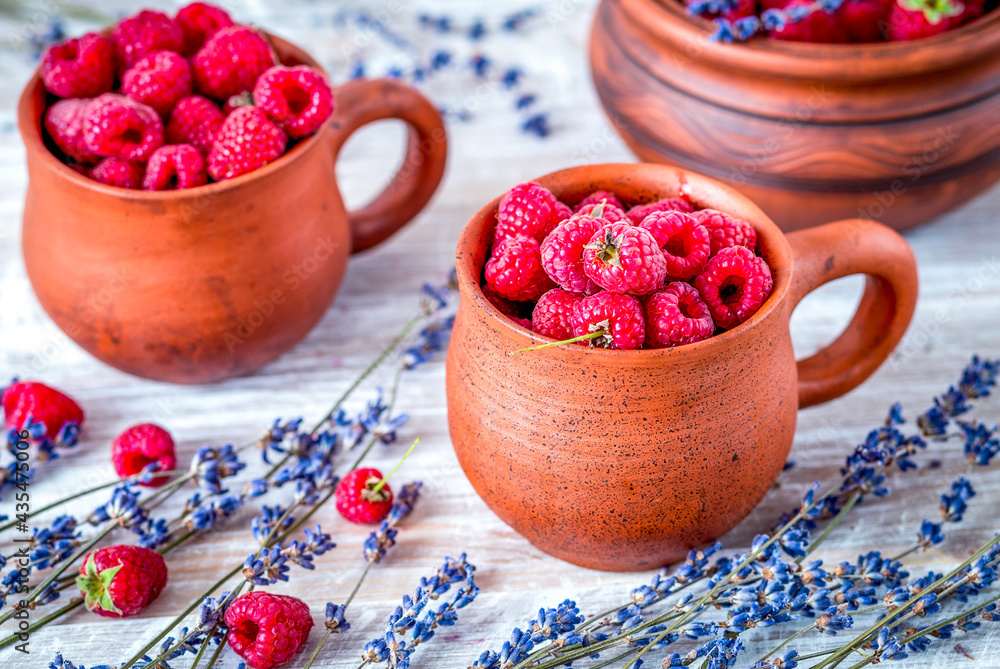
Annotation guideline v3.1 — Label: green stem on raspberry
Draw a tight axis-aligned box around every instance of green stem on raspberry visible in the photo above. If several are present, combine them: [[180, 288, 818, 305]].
[[509, 331, 602, 355], [370, 439, 419, 495]]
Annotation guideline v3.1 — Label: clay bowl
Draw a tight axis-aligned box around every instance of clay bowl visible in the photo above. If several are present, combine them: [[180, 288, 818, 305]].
[[17, 34, 447, 384], [446, 163, 918, 571], [589, 0, 1000, 232]]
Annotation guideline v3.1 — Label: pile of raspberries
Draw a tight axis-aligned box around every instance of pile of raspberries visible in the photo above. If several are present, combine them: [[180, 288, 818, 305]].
[[482, 182, 773, 351], [38, 2, 334, 190]]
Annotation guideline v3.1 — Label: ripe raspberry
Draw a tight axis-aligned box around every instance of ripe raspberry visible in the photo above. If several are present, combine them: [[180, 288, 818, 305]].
[[768, 1, 850, 41], [583, 223, 667, 295], [121, 50, 193, 119], [208, 106, 287, 181], [485, 235, 555, 302], [143, 144, 207, 191], [886, 0, 967, 40], [192, 26, 275, 100], [40, 33, 115, 99], [639, 211, 711, 280], [2, 381, 84, 442], [111, 423, 177, 486], [45, 98, 99, 164], [695, 246, 773, 330], [532, 288, 582, 340], [77, 545, 167, 618], [166, 95, 224, 155], [575, 190, 625, 213], [572, 292, 645, 350], [691, 209, 758, 256], [83, 94, 164, 163], [540, 215, 602, 294], [644, 282, 715, 348], [625, 197, 695, 224], [253, 66, 335, 139], [335, 467, 394, 524], [494, 182, 570, 245], [176, 2, 234, 55], [840, 0, 893, 41], [111, 10, 185, 71], [575, 201, 628, 224], [225, 591, 314, 669], [89, 158, 145, 189]]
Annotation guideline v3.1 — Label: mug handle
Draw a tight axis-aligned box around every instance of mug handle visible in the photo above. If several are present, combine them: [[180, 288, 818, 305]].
[[325, 78, 448, 253], [787, 220, 919, 409]]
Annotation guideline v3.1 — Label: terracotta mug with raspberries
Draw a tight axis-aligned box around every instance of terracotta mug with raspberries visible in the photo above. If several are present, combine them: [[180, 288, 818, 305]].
[[446, 163, 918, 572], [18, 5, 447, 384]]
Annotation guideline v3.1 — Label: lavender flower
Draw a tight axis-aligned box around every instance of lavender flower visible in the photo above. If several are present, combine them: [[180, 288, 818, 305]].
[[49, 653, 110, 669], [88, 486, 147, 533], [325, 602, 351, 634], [364, 483, 423, 563]]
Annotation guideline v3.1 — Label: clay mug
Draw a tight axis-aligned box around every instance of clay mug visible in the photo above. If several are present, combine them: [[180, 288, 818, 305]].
[[18, 35, 447, 384], [446, 163, 918, 572]]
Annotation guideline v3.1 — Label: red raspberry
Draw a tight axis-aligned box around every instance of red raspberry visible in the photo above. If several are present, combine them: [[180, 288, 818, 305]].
[[485, 235, 555, 302], [644, 282, 715, 348], [166, 95, 224, 155], [89, 158, 145, 189], [639, 211, 711, 280], [111, 10, 185, 71], [335, 467, 393, 524], [111, 423, 177, 486], [532, 288, 582, 340], [45, 99, 100, 164], [83, 94, 164, 163], [2, 381, 84, 442], [208, 106, 287, 181], [192, 26, 275, 100], [839, 0, 893, 41], [176, 2, 234, 55], [77, 545, 167, 618], [225, 591, 314, 669], [575, 190, 625, 212], [494, 182, 570, 245], [886, 0, 967, 40], [511, 316, 533, 329], [253, 66, 335, 139], [143, 144, 207, 191], [540, 215, 603, 294], [695, 246, 773, 330], [625, 197, 695, 224], [121, 51, 193, 119], [583, 222, 667, 295], [40, 33, 115, 99], [769, 1, 850, 41], [691, 209, 758, 256], [575, 201, 628, 224], [572, 292, 645, 350]]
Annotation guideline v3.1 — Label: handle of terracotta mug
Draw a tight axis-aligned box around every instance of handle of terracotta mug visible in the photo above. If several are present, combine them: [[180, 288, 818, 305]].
[[787, 220, 918, 409], [325, 78, 448, 253]]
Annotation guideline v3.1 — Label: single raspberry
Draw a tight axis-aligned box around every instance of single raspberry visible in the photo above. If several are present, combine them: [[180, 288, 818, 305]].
[[335, 467, 394, 524], [644, 282, 716, 348], [625, 197, 695, 224], [575, 190, 625, 212], [175, 2, 234, 55], [494, 182, 570, 245], [89, 158, 145, 189], [111, 10, 185, 71], [485, 235, 555, 302], [44, 98, 100, 164], [2, 381, 84, 442], [76, 545, 167, 618], [532, 288, 583, 340], [839, 0, 894, 40], [166, 95, 225, 155], [253, 66, 335, 139], [121, 50, 193, 119], [143, 144, 207, 191], [225, 591, 314, 669], [691, 209, 758, 256], [575, 201, 628, 224], [639, 211, 711, 280], [695, 246, 773, 330], [572, 292, 645, 350], [111, 423, 177, 486], [768, 0, 850, 41], [886, 0, 967, 40], [208, 106, 287, 181], [40, 33, 115, 99], [540, 215, 603, 294], [583, 222, 667, 295], [83, 93, 164, 163], [192, 26, 275, 100]]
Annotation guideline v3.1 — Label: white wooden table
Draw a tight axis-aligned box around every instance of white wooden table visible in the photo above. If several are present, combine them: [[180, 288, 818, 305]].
[[0, 1, 998, 667]]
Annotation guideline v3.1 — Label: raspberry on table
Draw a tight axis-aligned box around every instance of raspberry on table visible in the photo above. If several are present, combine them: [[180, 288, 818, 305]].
[[695, 246, 773, 330], [2, 380, 84, 441], [111, 423, 177, 486], [639, 210, 712, 280], [575, 189, 625, 213], [691, 209, 758, 256], [335, 467, 394, 524], [485, 235, 555, 302], [253, 66, 335, 138], [83, 93, 164, 163], [166, 95, 225, 155], [625, 197, 695, 224], [111, 10, 185, 71], [540, 214, 603, 294], [143, 144, 207, 191], [494, 181, 571, 245], [192, 26, 276, 100], [44, 98, 100, 165], [645, 282, 716, 348], [121, 50, 193, 119], [532, 288, 582, 340], [40, 33, 115, 99], [226, 591, 314, 669], [572, 292, 645, 350], [89, 158, 145, 189], [175, 2, 234, 55], [583, 222, 667, 295], [77, 545, 167, 618], [208, 106, 287, 181]]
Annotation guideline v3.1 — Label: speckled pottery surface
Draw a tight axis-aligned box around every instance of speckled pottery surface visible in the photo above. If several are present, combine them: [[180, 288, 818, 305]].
[[446, 163, 919, 571]]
